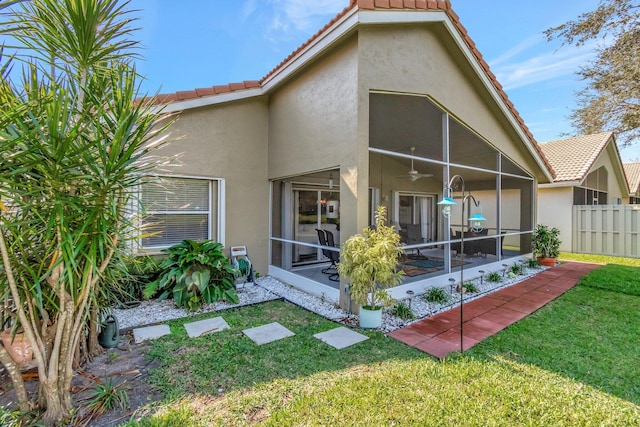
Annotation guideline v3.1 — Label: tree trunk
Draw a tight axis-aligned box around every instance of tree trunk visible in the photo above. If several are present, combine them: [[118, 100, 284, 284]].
[[87, 304, 102, 358], [0, 347, 29, 411], [40, 379, 72, 426]]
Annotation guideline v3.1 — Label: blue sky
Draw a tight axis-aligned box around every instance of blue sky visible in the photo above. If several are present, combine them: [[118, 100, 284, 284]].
[[130, 0, 639, 162]]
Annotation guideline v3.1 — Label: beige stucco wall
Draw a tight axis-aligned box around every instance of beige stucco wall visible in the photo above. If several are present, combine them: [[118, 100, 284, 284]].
[[268, 36, 361, 244], [537, 186, 574, 252], [150, 98, 270, 274]]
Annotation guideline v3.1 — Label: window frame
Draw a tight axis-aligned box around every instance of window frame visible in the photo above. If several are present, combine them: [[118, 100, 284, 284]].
[[136, 174, 225, 253]]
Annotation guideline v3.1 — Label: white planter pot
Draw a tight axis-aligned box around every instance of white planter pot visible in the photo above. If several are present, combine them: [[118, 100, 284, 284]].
[[359, 306, 383, 329]]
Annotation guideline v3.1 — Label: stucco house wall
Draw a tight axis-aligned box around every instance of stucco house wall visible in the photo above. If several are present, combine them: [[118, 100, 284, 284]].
[[268, 36, 360, 241], [537, 187, 574, 252], [150, 98, 270, 273]]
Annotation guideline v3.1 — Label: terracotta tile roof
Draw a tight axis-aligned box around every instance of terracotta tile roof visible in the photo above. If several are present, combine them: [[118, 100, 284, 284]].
[[624, 162, 640, 194], [148, 80, 261, 105], [539, 132, 614, 182], [145, 0, 551, 174]]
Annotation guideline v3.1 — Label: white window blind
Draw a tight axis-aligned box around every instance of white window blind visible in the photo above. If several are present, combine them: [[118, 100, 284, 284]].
[[140, 176, 214, 249]]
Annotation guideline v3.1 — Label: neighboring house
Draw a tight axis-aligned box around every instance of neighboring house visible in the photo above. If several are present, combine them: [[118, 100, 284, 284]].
[[142, 0, 553, 309], [624, 162, 640, 204], [537, 132, 630, 252]]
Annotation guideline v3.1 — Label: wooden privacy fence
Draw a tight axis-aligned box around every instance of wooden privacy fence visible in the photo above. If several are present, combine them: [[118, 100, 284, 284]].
[[573, 205, 640, 258]]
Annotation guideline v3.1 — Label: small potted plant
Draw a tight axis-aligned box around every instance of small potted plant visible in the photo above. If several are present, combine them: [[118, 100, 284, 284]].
[[337, 206, 404, 328], [532, 224, 561, 267]]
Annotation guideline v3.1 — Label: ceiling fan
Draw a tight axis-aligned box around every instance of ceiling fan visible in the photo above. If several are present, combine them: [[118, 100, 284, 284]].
[[397, 147, 433, 182]]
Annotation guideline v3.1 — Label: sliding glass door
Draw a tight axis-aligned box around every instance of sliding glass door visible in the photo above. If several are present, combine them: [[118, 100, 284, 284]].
[[293, 189, 340, 265]]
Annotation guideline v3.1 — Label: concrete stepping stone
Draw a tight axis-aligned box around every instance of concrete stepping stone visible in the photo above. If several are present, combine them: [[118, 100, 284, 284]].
[[313, 327, 369, 349], [243, 322, 294, 345], [184, 317, 229, 338], [133, 324, 170, 343]]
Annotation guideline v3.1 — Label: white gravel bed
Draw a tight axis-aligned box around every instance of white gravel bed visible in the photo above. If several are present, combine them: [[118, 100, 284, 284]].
[[113, 283, 280, 330], [114, 263, 548, 333], [255, 275, 357, 323], [257, 263, 548, 333]]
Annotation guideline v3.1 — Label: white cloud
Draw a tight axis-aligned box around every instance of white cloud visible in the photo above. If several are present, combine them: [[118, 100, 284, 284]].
[[489, 35, 542, 68], [276, 0, 347, 32], [256, 0, 346, 42], [490, 40, 598, 91]]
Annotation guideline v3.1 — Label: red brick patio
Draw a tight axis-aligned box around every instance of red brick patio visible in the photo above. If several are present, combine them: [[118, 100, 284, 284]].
[[388, 262, 601, 358]]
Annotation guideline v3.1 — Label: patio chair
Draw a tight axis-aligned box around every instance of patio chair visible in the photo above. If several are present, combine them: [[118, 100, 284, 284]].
[[405, 223, 427, 260], [316, 229, 339, 281]]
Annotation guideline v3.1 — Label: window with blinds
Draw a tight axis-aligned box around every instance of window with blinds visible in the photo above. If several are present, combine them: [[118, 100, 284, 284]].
[[140, 176, 217, 249]]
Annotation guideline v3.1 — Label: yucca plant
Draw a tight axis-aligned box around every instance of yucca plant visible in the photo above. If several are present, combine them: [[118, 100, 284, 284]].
[[462, 282, 479, 293], [144, 240, 239, 311], [510, 263, 523, 276], [0, 0, 171, 423], [86, 377, 130, 416]]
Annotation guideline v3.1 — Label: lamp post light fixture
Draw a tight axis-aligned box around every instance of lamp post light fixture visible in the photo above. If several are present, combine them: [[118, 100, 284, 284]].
[[478, 270, 485, 287], [406, 290, 415, 310], [438, 174, 486, 353]]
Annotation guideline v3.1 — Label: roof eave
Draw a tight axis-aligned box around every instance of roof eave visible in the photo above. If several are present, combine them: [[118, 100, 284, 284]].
[[539, 181, 582, 189], [152, 87, 265, 113]]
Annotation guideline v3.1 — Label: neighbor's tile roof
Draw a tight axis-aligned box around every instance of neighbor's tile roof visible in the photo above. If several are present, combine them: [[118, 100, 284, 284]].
[[147, 0, 551, 173], [624, 162, 640, 194], [539, 132, 614, 182]]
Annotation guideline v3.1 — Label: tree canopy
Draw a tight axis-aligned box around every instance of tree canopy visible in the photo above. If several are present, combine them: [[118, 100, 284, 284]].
[[545, 0, 640, 146]]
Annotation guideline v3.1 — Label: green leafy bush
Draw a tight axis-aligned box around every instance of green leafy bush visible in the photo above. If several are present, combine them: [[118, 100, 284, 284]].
[[487, 271, 502, 283], [423, 287, 450, 304], [526, 258, 540, 269], [104, 255, 161, 307], [144, 240, 239, 311], [392, 301, 415, 320], [532, 224, 561, 258], [510, 263, 523, 275], [337, 206, 403, 310], [462, 282, 479, 293], [86, 377, 129, 416]]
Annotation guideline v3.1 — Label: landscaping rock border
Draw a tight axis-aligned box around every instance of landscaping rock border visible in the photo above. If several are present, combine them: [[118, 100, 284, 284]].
[[115, 263, 548, 334]]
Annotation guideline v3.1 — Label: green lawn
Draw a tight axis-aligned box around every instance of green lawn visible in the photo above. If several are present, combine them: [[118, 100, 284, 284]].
[[559, 251, 640, 267], [125, 262, 640, 426]]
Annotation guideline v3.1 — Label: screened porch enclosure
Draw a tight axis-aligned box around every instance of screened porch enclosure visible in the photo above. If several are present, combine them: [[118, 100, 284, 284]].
[[368, 92, 534, 282], [268, 92, 535, 301]]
